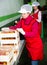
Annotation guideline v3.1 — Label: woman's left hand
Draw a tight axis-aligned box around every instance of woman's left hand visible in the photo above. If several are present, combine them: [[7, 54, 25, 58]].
[[16, 28, 25, 35]]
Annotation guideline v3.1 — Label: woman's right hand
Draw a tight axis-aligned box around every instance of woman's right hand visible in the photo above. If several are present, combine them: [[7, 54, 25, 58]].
[[14, 21, 18, 25]]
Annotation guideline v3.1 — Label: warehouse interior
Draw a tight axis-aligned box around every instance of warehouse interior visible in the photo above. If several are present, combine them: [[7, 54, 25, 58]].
[[0, 0, 47, 65]]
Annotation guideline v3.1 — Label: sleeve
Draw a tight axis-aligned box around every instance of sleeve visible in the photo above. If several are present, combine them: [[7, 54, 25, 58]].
[[36, 11, 42, 23], [25, 22, 38, 37], [9, 20, 22, 30]]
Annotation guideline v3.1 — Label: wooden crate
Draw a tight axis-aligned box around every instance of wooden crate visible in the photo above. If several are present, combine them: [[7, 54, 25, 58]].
[[0, 30, 25, 65], [0, 57, 14, 65], [0, 46, 14, 65], [0, 30, 20, 44], [0, 30, 20, 50]]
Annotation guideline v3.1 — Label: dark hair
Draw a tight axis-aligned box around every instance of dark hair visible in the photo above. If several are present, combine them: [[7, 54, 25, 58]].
[[32, 6, 42, 12], [32, 9, 34, 12], [38, 6, 42, 11]]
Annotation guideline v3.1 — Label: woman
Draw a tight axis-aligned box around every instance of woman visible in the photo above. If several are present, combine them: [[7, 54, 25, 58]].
[[9, 4, 44, 65], [32, 1, 42, 35]]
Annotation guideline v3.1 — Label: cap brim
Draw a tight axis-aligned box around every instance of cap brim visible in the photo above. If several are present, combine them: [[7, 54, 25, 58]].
[[18, 10, 31, 13], [18, 11, 27, 13], [32, 4, 36, 6]]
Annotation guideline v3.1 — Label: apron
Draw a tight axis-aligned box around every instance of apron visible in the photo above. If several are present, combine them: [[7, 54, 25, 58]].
[[21, 17, 43, 60], [32, 11, 42, 35]]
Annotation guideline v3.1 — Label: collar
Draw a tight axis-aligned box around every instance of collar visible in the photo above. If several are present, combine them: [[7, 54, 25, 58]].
[[24, 15, 32, 24]]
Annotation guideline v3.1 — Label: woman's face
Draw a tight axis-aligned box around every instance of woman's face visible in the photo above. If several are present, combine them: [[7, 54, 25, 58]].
[[33, 6, 38, 10], [21, 13, 30, 19]]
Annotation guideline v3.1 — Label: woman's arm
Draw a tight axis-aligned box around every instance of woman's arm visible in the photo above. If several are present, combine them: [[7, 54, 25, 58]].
[[9, 20, 22, 30], [36, 11, 42, 22]]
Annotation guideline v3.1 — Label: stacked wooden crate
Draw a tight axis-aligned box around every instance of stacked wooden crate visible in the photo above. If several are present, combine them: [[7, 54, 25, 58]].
[[0, 29, 20, 65], [0, 46, 14, 65]]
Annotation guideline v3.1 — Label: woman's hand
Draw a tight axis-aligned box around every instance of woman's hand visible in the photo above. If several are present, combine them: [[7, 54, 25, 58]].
[[15, 21, 18, 24], [16, 28, 25, 35]]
